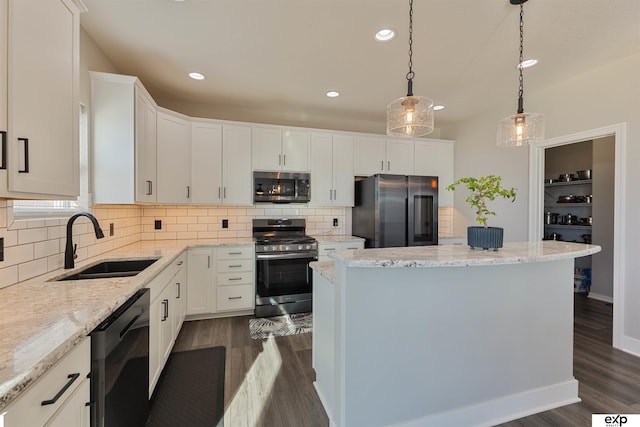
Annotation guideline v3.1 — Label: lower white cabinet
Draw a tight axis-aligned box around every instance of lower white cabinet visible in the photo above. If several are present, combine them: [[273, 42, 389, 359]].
[[187, 244, 255, 317], [149, 252, 186, 396], [1, 338, 90, 427], [318, 240, 364, 262]]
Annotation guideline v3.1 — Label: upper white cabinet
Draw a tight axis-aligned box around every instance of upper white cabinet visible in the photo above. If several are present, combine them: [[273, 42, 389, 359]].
[[354, 136, 413, 176], [91, 72, 158, 204], [221, 125, 253, 205], [156, 109, 191, 204], [253, 127, 309, 172], [191, 122, 252, 206], [191, 121, 223, 204], [414, 139, 455, 206], [310, 133, 354, 206], [0, 0, 84, 198]]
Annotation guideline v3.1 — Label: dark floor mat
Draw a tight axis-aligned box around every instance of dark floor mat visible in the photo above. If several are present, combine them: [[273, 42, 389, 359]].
[[146, 346, 225, 427]]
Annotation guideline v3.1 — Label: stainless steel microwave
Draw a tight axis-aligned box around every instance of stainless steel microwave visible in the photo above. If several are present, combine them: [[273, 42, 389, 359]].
[[253, 171, 311, 203]]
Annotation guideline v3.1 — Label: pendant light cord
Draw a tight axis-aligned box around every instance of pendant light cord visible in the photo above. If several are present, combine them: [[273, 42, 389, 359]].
[[517, 1, 525, 114], [406, 0, 415, 96]]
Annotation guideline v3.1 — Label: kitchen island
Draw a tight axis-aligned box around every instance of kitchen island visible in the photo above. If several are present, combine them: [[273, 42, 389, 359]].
[[311, 241, 601, 427]]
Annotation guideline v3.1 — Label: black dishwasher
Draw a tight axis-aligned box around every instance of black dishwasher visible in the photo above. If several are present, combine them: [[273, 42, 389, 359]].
[[90, 288, 150, 427]]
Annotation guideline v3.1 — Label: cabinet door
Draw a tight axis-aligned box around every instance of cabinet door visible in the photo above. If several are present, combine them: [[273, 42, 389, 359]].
[[332, 135, 355, 206], [282, 129, 310, 171], [7, 0, 79, 196], [173, 266, 187, 339], [0, 0, 7, 193], [354, 136, 386, 176], [310, 133, 334, 206], [386, 139, 414, 175], [253, 127, 281, 171], [186, 248, 215, 315], [159, 284, 174, 368], [135, 87, 157, 203], [156, 110, 191, 204], [414, 139, 454, 206], [191, 122, 223, 204], [222, 125, 253, 205], [45, 378, 90, 427]]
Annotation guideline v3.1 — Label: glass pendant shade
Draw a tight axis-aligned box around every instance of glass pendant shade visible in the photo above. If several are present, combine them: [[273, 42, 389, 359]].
[[496, 111, 544, 147], [387, 95, 434, 137]]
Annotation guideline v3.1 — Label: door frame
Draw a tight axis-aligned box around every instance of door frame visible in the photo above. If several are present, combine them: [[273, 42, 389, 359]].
[[528, 123, 627, 350]]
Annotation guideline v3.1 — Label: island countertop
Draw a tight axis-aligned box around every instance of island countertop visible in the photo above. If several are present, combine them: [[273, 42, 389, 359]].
[[328, 240, 600, 268], [0, 238, 254, 412]]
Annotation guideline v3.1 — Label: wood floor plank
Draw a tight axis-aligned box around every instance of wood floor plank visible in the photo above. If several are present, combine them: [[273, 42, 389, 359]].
[[171, 294, 640, 426]]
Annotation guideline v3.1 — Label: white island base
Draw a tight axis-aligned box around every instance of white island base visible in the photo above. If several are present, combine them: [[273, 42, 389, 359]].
[[311, 241, 600, 427]]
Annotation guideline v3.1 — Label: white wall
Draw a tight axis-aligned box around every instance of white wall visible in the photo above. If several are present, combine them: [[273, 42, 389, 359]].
[[443, 53, 640, 351]]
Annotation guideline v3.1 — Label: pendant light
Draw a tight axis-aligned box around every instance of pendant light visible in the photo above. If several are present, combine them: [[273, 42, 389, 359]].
[[387, 0, 434, 138], [497, 0, 544, 147]]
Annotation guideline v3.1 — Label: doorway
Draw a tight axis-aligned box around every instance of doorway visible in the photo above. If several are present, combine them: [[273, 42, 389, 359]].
[[528, 123, 626, 350]]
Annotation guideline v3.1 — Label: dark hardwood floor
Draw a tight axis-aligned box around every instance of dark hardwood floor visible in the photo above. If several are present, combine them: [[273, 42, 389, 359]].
[[173, 295, 640, 427]]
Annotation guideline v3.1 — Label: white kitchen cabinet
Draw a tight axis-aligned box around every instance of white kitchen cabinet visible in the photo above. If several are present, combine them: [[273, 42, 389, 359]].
[[156, 109, 191, 204], [191, 121, 222, 204], [310, 133, 354, 206], [222, 124, 253, 205], [91, 71, 158, 204], [0, 0, 84, 198], [354, 136, 413, 176], [186, 247, 216, 315], [318, 240, 364, 262], [215, 245, 255, 312], [253, 126, 310, 172], [149, 253, 186, 396], [1, 338, 90, 427], [414, 139, 455, 206], [386, 138, 414, 175], [191, 121, 253, 206]]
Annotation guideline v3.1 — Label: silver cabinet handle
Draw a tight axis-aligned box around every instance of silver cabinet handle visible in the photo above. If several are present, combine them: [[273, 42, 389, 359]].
[[207, 255, 211, 268], [176, 282, 181, 298], [283, 154, 286, 166], [228, 296, 242, 300], [228, 264, 242, 268], [333, 189, 337, 199], [229, 277, 242, 281], [18, 137, 29, 173], [161, 299, 169, 321], [187, 186, 190, 198], [347, 247, 359, 250], [224, 187, 227, 199], [146, 180, 153, 195], [228, 252, 242, 255], [278, 154, 282, 166], [218, 187, 221, 198], [329, 189, 333, 200], [381, 160, 384, 171], [177, 260, 183, 266], [388, 160, 390, 171], [325, 248, 336, 251]]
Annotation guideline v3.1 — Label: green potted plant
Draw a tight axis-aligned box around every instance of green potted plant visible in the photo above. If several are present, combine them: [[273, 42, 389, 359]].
[[446, 175, 517, 250]]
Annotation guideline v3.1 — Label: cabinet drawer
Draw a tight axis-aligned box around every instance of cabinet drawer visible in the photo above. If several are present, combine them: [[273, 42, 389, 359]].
[[216, 246, 254, 260], [217, 271, 254, 286], [217, 259, 254, 273], [3, 338, 90, 427], [217, 284, 254, 311]]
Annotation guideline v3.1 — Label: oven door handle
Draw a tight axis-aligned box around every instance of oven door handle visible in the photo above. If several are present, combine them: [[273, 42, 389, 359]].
[[256, 252, 318, 260]]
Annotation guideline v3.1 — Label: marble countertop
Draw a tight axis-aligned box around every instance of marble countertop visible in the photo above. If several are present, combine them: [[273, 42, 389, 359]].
[[329, 241, 601, 268], [309, 261, 335, 282], [0, 238, 254, 412]]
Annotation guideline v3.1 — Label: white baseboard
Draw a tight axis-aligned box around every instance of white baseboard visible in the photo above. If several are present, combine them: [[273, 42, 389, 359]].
[[588, 292, 613, 303], [621, 335, 640, 358], [395, 380, 580, 427], [313, 382, 336, 427]]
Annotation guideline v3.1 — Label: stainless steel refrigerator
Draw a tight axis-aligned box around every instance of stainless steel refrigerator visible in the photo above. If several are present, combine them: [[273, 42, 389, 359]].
[[352, 174, 438, 248]]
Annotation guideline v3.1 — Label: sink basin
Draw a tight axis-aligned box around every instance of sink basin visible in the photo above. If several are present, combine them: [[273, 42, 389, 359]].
[[54, 258, 159, 281]]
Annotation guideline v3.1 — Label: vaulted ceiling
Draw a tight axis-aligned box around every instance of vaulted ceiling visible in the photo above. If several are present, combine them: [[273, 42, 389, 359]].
[[80, 0, 640, 133]]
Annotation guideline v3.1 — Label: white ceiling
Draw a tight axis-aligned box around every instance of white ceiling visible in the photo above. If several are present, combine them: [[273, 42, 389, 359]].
[[80, 0, 640, 133]]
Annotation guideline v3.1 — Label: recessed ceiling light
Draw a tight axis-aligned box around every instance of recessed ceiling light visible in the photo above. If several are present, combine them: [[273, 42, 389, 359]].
[[518, 58, 539, 69], [188, 72, 205, 80], [326, 91, 340, 98], [433, 105, 445, 111], [375, 28, 396, 42]]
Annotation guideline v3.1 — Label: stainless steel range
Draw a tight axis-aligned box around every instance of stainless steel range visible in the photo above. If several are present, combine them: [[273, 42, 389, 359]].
[[253, 218, 318, 317]]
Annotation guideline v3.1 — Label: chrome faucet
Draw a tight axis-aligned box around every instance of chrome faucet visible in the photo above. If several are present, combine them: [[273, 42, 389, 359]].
[[64, 212, 105, 269]]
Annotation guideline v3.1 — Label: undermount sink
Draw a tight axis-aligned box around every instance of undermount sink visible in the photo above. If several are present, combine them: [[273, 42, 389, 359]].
[[53, 258, 159, 281]]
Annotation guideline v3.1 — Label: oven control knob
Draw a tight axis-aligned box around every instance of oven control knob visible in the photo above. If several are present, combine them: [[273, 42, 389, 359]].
[[298, 245, 303, 250], [305, 244, 311, 250], [284, 245, 290, 251]]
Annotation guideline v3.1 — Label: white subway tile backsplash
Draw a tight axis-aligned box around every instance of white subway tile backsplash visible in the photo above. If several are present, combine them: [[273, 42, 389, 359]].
[[18, 258, 48, 282]]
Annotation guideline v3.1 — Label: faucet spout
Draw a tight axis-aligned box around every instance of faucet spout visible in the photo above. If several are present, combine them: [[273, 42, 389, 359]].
[[64, 212, 105, 269]]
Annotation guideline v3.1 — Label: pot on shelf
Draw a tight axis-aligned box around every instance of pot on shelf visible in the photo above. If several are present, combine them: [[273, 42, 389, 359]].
[[576, 169, 592, 180]]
